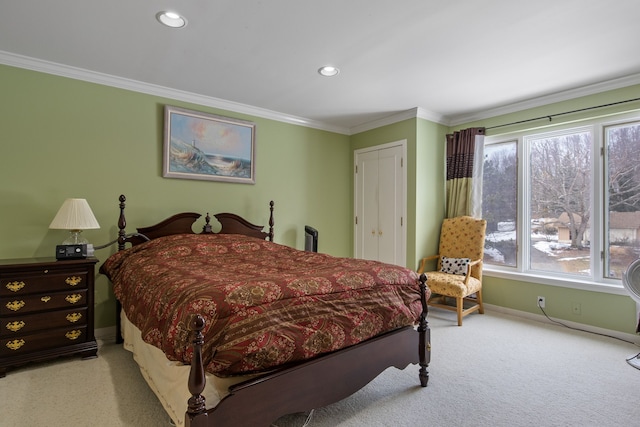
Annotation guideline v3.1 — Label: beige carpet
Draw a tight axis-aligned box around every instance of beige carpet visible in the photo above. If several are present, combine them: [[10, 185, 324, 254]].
[[2, 309, 639, 427]]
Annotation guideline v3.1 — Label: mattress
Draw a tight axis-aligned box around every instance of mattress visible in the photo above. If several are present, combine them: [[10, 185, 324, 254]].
[[121, 312, 254, 427]]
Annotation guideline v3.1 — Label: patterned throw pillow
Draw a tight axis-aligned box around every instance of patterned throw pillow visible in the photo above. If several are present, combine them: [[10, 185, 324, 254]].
[[440, 256, 470, 276]]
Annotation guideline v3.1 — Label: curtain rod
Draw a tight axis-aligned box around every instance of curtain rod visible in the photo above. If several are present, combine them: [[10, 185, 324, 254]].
[[485, 97, 640, 131]]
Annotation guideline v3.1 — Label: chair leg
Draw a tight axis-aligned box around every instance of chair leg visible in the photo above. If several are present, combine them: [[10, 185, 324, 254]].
[[477, 290, 485, 314], [456, 297, 463, 326]]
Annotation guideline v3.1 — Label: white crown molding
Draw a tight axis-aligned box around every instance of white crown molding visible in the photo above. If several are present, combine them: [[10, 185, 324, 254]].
[[5, 50, 640, 136], [415, 107, 449, 125], [349, 107, 448, 135], [0, 50, 351, 135], [350, 74, 640, 133], [350, 109, 417, 134], [447, 73, 640, 127]]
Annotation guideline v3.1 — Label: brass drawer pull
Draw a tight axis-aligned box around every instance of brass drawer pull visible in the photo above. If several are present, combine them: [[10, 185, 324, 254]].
[[6, 300, 25, 311], [6, 321, 25, 332], [6, 339, 25, 351], [65, 276, 82, 286], [6, 281, 26, 292], [65, 330, 82, 340], [66, 313, 83, 323], [41, 296, 52, 303], [65, 294, 82, 304]]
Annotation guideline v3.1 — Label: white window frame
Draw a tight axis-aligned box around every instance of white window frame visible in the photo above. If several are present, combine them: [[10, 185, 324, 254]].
[[482, 111, 640, 296]]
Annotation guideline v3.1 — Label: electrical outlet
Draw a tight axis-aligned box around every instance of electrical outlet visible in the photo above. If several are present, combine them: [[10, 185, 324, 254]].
[[571, 302, 581, 315], [537, 296, 545, 308]]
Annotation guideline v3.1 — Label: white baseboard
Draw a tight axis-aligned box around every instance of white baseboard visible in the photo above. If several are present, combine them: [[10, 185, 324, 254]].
[[485, 303, 640, 345]]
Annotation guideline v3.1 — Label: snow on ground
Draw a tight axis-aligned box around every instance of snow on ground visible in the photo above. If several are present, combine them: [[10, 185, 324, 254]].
[[485, 223, 589, 263]]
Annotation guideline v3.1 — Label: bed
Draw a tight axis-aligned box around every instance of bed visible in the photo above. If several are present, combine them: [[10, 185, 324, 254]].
[[99, 195, 431, 427]]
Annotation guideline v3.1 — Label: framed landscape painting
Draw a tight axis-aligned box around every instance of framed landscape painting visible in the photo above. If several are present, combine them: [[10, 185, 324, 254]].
[[163, 105, 256, 184]]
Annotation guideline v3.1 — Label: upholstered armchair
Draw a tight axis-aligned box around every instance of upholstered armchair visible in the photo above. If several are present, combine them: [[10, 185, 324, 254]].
[[417, 216, 487, 326]]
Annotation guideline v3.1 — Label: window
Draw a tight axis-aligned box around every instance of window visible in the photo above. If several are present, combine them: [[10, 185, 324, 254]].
[[605, 122, 640, 279], [527, 128, 592, 276], [482, 113, 640, 289], [483, 141, 517, 267]]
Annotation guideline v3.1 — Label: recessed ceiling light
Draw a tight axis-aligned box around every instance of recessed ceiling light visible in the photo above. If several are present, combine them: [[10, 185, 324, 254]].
[[156, 11, 187, 28], [318, 66, 340, 77]]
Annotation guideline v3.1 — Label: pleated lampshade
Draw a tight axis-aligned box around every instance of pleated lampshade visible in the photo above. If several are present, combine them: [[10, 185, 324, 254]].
[[49, 198, 100, 244]]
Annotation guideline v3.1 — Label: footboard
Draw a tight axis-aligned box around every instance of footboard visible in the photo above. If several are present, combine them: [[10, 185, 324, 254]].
[[185, 274, 430, 427]]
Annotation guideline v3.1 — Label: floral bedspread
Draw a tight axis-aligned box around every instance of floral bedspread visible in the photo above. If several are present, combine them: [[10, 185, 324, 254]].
[[100, 233, 426, 376]]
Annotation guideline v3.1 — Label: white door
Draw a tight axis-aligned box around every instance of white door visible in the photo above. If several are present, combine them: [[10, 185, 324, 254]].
[[355, 142, 406, 265]]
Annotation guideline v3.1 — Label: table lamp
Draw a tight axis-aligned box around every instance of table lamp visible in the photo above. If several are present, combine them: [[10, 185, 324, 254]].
[[49, 198, 100, 244]]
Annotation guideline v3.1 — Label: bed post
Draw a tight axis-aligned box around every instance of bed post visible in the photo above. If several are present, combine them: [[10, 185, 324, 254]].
[[418, 273, 430, 387], [117, 194, 127, 251], [186, 315, 208, 427], [115, 194, 127, 343], [268, 200, 274, 242]]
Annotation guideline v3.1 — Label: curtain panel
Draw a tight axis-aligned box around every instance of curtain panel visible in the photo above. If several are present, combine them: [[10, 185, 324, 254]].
[[445, 127, 485, 218]]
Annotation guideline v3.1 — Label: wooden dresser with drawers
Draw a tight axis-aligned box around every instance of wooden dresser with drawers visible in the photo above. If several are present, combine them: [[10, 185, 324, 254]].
[[0, 257, 98, 377]]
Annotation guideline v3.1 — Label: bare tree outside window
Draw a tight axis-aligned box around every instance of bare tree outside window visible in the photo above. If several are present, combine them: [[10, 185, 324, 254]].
[[482, 116, 640, 285], [528, 130, 591, 275]]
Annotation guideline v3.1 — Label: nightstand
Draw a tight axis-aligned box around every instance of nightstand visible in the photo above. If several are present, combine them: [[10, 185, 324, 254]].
[[0, 257, 98, 377]]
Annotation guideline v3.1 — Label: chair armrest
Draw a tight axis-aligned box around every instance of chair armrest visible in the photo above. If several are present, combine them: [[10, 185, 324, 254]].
[[463, 258, 483, 285], [468, 258, 482, 267], [417, 254, 440, 274]]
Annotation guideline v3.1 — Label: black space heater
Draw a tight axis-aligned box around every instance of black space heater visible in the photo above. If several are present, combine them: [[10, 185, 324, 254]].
[[304, 226, 318, 252]]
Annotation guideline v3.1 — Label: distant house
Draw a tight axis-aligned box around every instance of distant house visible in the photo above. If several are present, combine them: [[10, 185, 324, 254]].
[[556, 211, 640, 245]]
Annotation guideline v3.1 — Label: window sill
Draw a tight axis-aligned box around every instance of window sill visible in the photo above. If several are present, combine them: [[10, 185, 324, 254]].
[[483, 267, 627, 296]]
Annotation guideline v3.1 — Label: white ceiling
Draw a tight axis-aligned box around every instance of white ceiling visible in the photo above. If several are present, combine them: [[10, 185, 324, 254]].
[[2, 0, 640, 134]]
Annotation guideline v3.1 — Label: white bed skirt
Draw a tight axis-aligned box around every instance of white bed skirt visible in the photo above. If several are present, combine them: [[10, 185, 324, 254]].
[[121, 312, 251, 426]]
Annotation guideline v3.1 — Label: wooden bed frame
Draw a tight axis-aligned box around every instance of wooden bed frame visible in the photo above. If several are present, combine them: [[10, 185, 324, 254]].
[[109, 194, 431, 427]]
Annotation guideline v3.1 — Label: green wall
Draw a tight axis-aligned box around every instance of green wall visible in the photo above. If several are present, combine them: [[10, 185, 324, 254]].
[[349, 86, 640, 335], [349, 117, 448, 270], [415, 118, 447, 268], [350, 119, 416, 265], [4, 61, 638, 336], [455, 85, 640, 335], [0, 64, 351, 329]]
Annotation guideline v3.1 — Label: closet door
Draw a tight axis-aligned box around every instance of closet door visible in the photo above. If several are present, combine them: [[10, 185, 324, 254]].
[[354, 142, 405, 266], [356, 150, 381, 261], [377, 146, 403, 264]]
